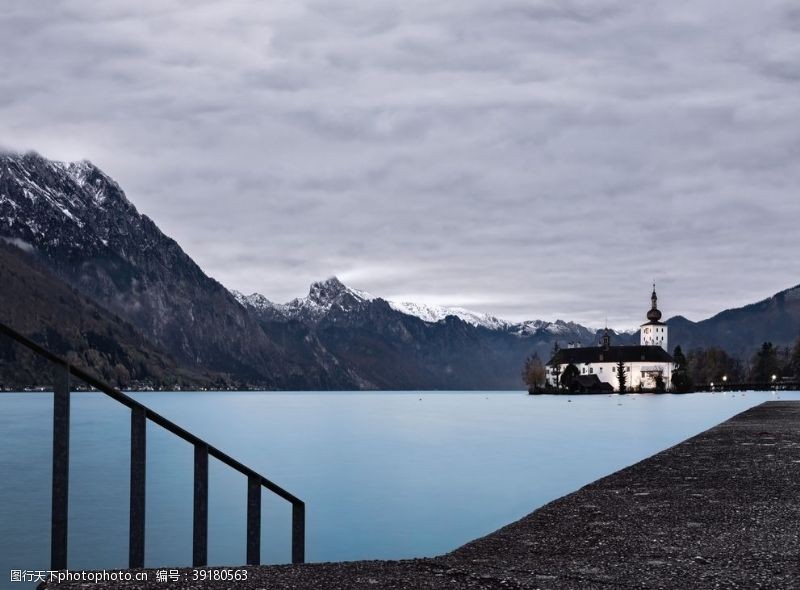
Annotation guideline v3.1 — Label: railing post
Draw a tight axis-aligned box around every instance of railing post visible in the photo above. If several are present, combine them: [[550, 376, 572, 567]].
[[193, 443, 209, 567], [246, 476, 261, 565], [292, 501, 305, 564], [51, 364, 70, 571], [129, 406, 146, 568]]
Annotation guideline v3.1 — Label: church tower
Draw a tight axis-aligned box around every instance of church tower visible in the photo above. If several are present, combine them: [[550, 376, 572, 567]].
[[640, 285, 668, 351]]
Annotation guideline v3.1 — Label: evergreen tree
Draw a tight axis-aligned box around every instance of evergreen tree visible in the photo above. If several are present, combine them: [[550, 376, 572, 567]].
[[560, 364, 579, 389], [671, 345, 693, 392], [616, 361, 627, 393], [550, 342, 562, 389], [789, 335, 800, 379], [654, 372, 666, 393], [750, 342, 780, 382]]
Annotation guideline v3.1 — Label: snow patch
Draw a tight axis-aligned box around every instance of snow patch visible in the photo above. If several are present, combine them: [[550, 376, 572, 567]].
[[388, 300, 509, 330]]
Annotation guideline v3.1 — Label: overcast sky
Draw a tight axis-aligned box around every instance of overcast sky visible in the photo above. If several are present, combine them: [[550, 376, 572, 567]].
[[2, 0, 800, 328]]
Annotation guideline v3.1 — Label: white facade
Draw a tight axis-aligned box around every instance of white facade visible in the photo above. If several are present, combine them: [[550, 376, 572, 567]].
[[640, 286, 668, 351], [641, 324, 668, 350], [545, 287, 674, 392], [546, 359, 673, 390]]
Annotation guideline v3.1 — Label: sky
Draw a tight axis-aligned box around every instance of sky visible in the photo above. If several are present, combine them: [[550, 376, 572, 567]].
[[2, 0, 800, 328]]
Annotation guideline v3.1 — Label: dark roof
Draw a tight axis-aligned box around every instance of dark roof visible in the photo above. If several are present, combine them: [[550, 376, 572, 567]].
[[548, 345, 674, 365], [640, 320, 667, 326], [568, 374, 615, 393], [573, 374, 602, 387]]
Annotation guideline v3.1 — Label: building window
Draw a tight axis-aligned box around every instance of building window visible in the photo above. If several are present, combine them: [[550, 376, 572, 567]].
[[589, 367, 593, 374]]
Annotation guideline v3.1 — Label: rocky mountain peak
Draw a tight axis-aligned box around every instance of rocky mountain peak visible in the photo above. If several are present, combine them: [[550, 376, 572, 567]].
[[308, 276, 371, 306], [63, 160, 129, 208], [0, 151, 140, 250]]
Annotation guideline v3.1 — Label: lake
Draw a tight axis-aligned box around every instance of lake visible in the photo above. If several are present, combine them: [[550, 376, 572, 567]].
[[1, 390, 798, 588]]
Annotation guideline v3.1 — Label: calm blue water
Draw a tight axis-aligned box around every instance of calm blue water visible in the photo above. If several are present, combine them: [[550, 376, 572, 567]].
[[1, 390, 798, 588]]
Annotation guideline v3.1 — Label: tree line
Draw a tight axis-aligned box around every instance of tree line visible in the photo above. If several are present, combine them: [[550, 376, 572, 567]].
[[523, 334, 800, 393], [672, 336, 800, 392]]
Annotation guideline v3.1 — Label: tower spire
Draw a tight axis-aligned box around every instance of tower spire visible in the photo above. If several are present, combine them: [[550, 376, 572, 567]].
[[647, 284, 662, 322]]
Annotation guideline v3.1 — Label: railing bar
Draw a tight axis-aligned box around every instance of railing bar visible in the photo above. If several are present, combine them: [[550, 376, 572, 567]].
[[2, 320, 308, 564], [129, 406, 146, 568], [51, 365, 70, 571], [258, 475, 302, 504], [292, 502, 305, 564], [246, 476, 261, 565], [193, 443, 209, 567], [1, 321, 302, 502]]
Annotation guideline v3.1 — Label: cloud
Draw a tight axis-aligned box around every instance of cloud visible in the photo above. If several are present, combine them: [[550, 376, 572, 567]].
[[2, 0, 800, 326], [0, 236, 35, 253]]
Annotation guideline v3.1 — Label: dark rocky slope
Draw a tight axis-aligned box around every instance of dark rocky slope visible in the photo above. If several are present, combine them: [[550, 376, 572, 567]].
[[664, 284, 800, 358], [0, 241, 205, 389], [0, 152, 360, 389]]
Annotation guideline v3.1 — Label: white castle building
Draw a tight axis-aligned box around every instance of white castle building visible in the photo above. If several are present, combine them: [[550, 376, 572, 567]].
[[545, 287, 674, 392]]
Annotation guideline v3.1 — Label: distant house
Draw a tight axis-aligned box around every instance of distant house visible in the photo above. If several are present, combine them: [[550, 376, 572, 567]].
[[569, 374, 614, 393], [546, 287, 674, 391]]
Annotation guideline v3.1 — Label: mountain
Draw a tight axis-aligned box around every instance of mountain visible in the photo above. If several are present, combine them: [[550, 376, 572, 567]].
[[0, 241, 206, 389], [234, 277, 627, 390], [4, 149, 795, 391], [664, 285, 800, 358], [232, 278, 595, 340], [0, 151, 359, 389]]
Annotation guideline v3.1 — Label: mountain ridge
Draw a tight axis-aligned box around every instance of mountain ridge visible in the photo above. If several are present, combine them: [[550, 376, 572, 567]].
[[0, 151, 361, 389], [232, 276, 593, 339], [2, 150, 799, 389]]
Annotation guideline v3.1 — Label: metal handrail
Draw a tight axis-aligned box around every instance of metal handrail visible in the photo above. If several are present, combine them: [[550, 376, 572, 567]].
[[0, 321, 305, 570]]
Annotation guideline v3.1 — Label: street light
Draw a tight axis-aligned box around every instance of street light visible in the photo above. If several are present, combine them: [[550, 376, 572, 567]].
[[772, 374, 777, 382]]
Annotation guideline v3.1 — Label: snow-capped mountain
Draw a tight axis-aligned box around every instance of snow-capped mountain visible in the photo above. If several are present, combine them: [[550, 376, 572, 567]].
[[0, 151, 355, 389], [234, 279, 514, 329], [386, 300, 509, 331], [0, 152, 139, 256], [233, 277, 595, 340], [233, 278, 374, 322], [10, 149, 797, 390], [232, 277, 618, 389]]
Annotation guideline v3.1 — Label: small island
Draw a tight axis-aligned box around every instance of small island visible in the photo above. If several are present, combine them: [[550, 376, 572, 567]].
[[524, 286, 800, 394]]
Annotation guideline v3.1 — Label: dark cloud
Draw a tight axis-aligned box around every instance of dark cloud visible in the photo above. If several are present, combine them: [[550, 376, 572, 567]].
[[2, 0, 799, 328]]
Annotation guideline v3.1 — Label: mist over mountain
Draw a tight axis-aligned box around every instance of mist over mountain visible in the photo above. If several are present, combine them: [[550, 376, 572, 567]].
[[1, 152, 797, 389]]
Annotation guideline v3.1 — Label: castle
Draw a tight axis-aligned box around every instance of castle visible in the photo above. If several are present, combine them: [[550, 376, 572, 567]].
[[545, 287, 674, 391]]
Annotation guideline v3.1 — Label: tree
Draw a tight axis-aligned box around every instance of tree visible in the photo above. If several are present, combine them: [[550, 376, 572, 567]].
[[521, 353, 546, 390], [616, 361, 627, 393], [789, 335, 800, 379], [550, 342, 562, 388], [560, 364, 579, 388], [750, 342, 780, 383], [654, 372, 666, 393], [671, 345, 693, 392], [686, 347, 744, 385]]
